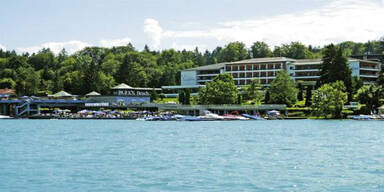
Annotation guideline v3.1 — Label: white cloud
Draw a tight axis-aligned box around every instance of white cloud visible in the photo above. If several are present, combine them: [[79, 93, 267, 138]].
[[17, 40, 90, 55], [99, 37, 132, 48], [144, 0, 384, 49], [0, 44, 6, 51], [144, 18, 163, 49]]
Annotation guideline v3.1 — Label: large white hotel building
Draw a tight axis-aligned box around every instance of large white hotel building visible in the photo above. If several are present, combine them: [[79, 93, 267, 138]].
[[162, 57, 382, 97]]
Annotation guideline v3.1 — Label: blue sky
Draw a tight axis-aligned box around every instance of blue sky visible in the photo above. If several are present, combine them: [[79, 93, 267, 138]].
[[1, 0, 384, 54]]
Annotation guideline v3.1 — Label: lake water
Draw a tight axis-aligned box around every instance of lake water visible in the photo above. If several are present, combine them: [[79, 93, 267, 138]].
[[0, 120, 384, 191]]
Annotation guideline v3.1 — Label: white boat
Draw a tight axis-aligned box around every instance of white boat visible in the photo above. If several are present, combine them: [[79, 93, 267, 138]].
[[198, 111, 224, 121], [0, 115, 14, 119], [352, 115, 374, 120]]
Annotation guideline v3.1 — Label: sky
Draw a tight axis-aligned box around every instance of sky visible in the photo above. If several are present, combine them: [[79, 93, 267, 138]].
[[0, 0, 384, 54]]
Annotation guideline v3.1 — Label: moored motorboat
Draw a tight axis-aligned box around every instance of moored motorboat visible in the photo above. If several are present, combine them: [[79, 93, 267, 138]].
[[0, 115, 14, 119], [352, 115, 374, 120], [198, 111, 224, 121], [222, 114, 249, 120], [241, 114, 265, 120]]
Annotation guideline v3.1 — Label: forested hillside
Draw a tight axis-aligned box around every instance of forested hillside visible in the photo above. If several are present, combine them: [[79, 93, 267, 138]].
[[0, 40, 383, 96]]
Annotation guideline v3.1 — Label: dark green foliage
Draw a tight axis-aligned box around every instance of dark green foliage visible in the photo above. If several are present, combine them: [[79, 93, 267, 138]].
[[150, 88, 158, 102], [0, 78, 16, 89], [197, 73, 238, 104], [318, 44, 353, 101], [251, 41, 272, 58], [264, 90, 270, 104], [377, 72, 384, 85], [272, 42, 317, 59], [178, 90, 185, 104], [0, 40, 382, 97], [297, 82, 303, 101], [312, 81, 348, 119], [355, 85, 383, 114], [237, 94, 242, 104], [217, 42, 249, 62], [268, 70, 298, 106], [305, 86, 312, 106], [184, 89, 191, 105]]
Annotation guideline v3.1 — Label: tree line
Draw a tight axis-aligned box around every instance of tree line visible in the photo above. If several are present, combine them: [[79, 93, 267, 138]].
[[0, 39, 383, 96]]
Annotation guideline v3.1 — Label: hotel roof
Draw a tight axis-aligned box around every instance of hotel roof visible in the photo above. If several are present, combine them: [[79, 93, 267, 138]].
[[183, 63, 228, 71], [86, 91, 101, 96], [227, 57, 296, 65], [49, 91, 75, 97], [112, 83, 133, 89], [112, 83, 161, 91]]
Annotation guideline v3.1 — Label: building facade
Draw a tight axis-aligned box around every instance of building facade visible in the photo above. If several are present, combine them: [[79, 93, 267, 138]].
[[88, 83, 161, 105], [162, 57, 382, 97]]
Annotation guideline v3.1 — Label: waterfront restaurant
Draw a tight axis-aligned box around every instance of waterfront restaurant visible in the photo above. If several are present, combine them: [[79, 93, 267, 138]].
[[87, 83, 161, 105]]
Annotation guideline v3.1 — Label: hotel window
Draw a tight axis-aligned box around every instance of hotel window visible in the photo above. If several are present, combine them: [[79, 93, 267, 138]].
[[240, 80, 245, 85], [261, 79, 266, 84], [268, 72, 274, 76], [253, 72, 259, 77], [239, 65, 245, 71], [247, 64, 252, 70], [261, 65, 266, 70], [232, 73, 238, 78], [246, 80, 251, 84], [261, 72, 266, 77], [253, 64, 258, 70], [240, 73, 245, 78], [226, 66, 231, 71], [246, 72, 252, 78], [232, 65, 238, 71], [267, 64, 273, 70]]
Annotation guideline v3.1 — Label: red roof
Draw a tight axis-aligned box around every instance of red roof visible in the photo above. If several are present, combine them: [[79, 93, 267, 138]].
[[0, 89, 15, 95]]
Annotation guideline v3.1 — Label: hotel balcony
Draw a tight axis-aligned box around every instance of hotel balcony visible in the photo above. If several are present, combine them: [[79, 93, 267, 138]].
[[294, 76, 321, 79], [359, 67, 381, 71], [197, 79, 213, 82], [294, 69, 320, 72], [234, 77, 276, 80], [197, 73, 220, 77], [227, 69, 282, 73], [360, 74, 379, 78]]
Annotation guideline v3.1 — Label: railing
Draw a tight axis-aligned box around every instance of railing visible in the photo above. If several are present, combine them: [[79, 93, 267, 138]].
[[15, 100, 39, 117], [15, 100, 30, 117]]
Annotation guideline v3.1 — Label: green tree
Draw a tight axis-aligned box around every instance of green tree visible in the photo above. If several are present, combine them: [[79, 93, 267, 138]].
[[0, 78, 16, 89], [178, 90, 185, 104], [268, 70, 298, 106], [297, 82, 304, 101], [250, 41, 272, 58], [28, 49, 55, 70], [15, 67, 40, 95], [197, 73, 238, 104], [311, 81, 348, 118], [218, 42, 249, 62], [264, 89, 270, 104], [117, 53, 148, 87], [355, 85, 383, 114], [150, 88, 158, 102], [318, 44, 352, 101], [273, 42, 315, 59], [377, 72, 384, 85], [243, 79, 263, 104], [184, 89, 191, 105], [305, 86, 312, 106]]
